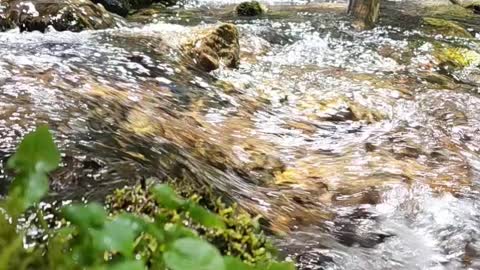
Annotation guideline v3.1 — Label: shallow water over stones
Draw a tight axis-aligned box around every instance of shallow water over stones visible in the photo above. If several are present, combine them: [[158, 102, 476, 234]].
[[2, 0, 480, 269]]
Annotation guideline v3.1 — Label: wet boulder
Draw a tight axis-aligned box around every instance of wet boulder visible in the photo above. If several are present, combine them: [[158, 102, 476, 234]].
[[92, 0, 178, 17], [4, 0, 117, 32], [0, 3, 13, 31], [0, 18, 11, 31], [235, 1, 265, 16], [466, 3, 480, 14], [183, 23, 240, 72], [92, 0, 130, 17]]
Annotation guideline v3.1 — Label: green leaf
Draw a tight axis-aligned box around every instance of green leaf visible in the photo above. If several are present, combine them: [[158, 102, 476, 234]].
[[22, 172, 48, 206], [262, 262, 296, 270], [164, 224, 197, 240], [7, 125, 60, 173], [92, 214, 144, 257], [151, 184, 185, 210], [8, 171, 48, 211], [187, 203, 225, 229], [145, 222, 165, 242], [5, 126, 60, 212], [106, 260, 145, 270], [114, 214, 147, 235], [62, 203, 107, 229], [163, 238, 225, 270], [224, 257, 254, 270]]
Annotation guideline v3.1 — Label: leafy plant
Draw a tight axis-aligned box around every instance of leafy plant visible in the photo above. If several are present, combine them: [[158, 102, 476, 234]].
[[106, 184, 277, 265], [5, 126, 60, 216], [0, 126, 296, 270]]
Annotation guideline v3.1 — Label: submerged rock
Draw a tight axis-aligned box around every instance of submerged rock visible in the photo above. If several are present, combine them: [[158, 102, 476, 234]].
[[299, 96, 386, 123], [235, 1, 265, 16], [92, 0, 131, 16], [183, 23, 240, 72], [422, 17, 473, 38], [4, 0, 117, 32]]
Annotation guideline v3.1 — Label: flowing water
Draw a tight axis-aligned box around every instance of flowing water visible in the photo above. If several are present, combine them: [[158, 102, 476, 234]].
[[2, 0, 480, 269]]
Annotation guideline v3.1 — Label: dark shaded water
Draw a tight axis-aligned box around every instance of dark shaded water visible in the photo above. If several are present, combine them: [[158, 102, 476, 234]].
[[2, 0, 480, 269]]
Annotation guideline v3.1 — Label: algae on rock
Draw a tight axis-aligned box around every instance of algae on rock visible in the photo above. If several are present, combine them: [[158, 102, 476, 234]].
[[422, 17, 473, 38], [182, 23, 240, 72], [433, 45, 480, 69]]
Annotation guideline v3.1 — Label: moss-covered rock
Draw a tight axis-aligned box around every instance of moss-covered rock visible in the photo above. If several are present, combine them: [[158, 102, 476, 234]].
[[182, 23, 240, 72], [235, 1, 266, 16], [4, 0, 117, 32], [422, 4, 475, 18], [433, 44, 480, 69], [105, 184, 275, 265], [422, 17, 473, 38]]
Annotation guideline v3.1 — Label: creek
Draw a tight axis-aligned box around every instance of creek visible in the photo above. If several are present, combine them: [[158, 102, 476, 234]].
[[2, 0, 480, 269]]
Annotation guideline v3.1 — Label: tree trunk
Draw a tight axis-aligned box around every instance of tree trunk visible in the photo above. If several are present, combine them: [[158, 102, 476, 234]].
[[348, 0, 381, 30]]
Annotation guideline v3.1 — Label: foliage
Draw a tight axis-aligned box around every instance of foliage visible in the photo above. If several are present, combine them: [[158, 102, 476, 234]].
[[0, 126, 295, 270], [106, 184, 275, 264]]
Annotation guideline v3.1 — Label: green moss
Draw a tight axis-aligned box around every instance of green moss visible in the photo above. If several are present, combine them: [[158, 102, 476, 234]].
[[423, 17, 473, 38], [105, 184, 276, 265], [433, 44, 480, 68], [236, 1, 265, 16], [423, 4, 475, 18]]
